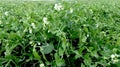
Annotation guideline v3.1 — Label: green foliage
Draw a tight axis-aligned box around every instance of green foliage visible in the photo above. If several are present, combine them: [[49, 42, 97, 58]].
[[0, 0, 120, 67]]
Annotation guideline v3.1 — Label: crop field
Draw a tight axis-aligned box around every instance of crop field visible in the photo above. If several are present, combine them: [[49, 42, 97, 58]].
[[0, 0, 120, 67]]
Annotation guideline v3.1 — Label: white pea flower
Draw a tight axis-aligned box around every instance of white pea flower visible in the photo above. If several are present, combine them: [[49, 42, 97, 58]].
[[29, 41, 33, 44], [4, 52, 6, 55], [115, 54, 120, 57], [54, 3, 64, 11], [112, 59, 119, 63], [29, 27, 32, 34], [111, 54, 116, 59], [70, 8, 73, 13], [90, 9, 93, 14], [40, 63, 45, 67], [87, 34, 89, 37], [111, 54, 119, 59], [43, 17, 49, 25], [4, 50, 10, 56], [111, 54, 120, 63], [37, 42, 41, 45], [31, 23, 36, 29], [4, 11, 9, 16]]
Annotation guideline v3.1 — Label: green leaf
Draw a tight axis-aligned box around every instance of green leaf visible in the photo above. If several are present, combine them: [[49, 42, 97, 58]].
[[59, 48, 64, 56], [33, 45, 41, 59], [84, 54, 91, 66], [54, 53, 65, 67], [41, 43, 54, 54]]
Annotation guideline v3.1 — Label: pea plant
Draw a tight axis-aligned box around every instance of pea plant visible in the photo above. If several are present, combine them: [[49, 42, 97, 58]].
[[0, 0, 120, 67]]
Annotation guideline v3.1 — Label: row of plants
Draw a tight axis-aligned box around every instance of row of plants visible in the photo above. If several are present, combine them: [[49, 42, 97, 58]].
[[0, 1, 120, 67]]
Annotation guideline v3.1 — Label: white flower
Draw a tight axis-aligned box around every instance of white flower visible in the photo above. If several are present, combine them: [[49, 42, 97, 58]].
[[29, 41, 33, 44], [43, 17, 49, 25], [29, 27, 32, 34], [37, 42, 41, 45], [111, 54, 116, 59], [111, 54, 119, 59], [90, 9, 93, 14], [40, 63, 45, 67], [111, 54, 120, 63], [87, 34, 89, 37], [54, 3, 64, 11], [4, 52, 6, 55], [115, 54, 119, 57], [31, 23, 36, 29], [4, 11, 9, 16], [112, 59, 119, 63], [70, 8, 73, 13]]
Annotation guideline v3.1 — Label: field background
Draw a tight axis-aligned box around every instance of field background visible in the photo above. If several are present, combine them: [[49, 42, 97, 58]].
[[0, 0, 120, 67]]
